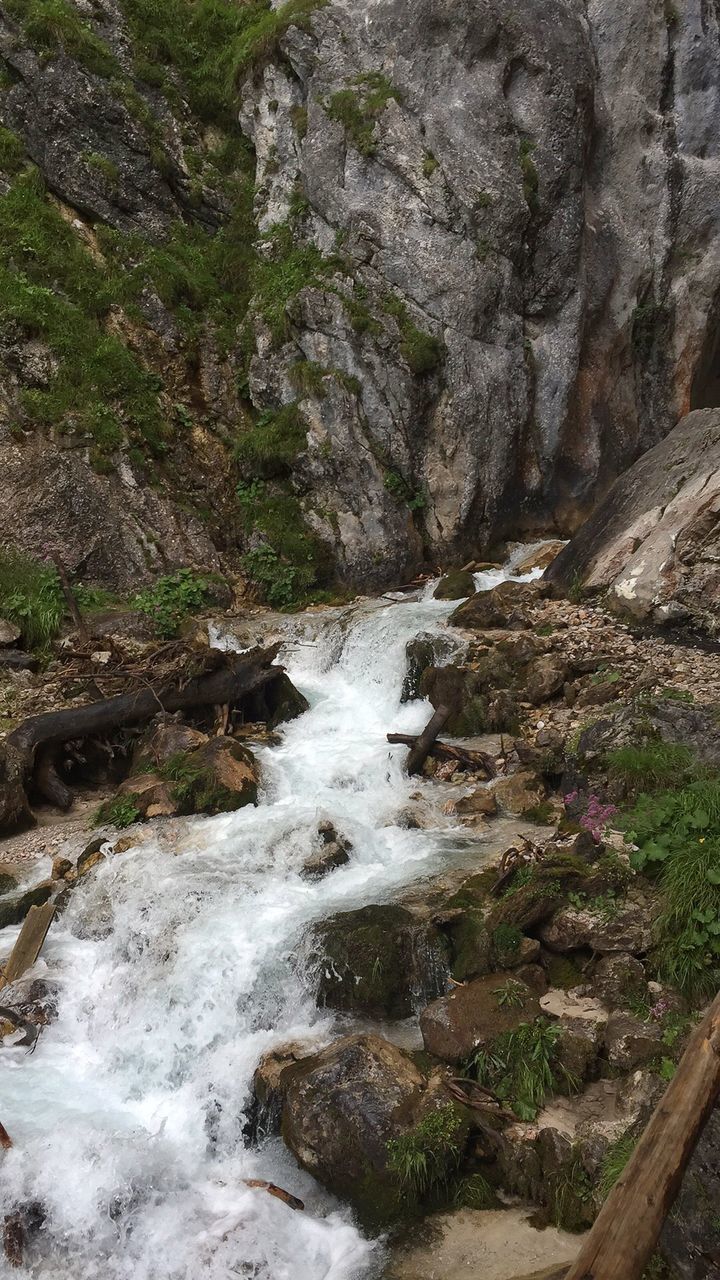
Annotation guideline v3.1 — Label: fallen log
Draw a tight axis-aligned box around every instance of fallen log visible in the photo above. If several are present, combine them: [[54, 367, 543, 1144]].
[[0, 901, 57, 990], [402, 704, 450, 776], [387, 732, 495, 778], [0, 1121, 12, 1150], [562, 989, 720, 1280], [0, 644, 282, 830]]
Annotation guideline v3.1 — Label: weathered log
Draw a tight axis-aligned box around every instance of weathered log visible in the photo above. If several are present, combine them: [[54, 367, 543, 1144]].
[[563, 990, 720, 1280], [0, 901, 57, 990], [402, 704, 450, 776], [0, 1121, 12, 1150], [387, 732, 495, 778], [0, 645, 282, 830], [243, 1179, 305, 1211]]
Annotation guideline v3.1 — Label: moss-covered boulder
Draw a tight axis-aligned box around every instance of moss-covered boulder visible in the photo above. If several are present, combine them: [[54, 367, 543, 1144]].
[[434, 570, 477, 600], [280, 1029, 466, 1228], [449, 581, 539, 631], [419, 661, 519, 735], [100, 734, 259, 825], [311, 904, 450, 1018], [420, 973, 540, 1064], [401, 632, 458, 702]]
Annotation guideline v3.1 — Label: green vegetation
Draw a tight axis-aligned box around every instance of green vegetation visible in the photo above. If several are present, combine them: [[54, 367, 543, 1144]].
[[288, 359, 329, 398], [599, 1130, 637, 1198], [325, 71, 401, 157], [0, 126, 26, 176], [518, 137, 539, 215], [607, 742, 694, 793], [382, 292, 444, 375], [86, 152, 120, 186], [492, 921, 523, 965], [623, 775, 720, 997], [235, 401, 308, 478], [159, 751, 250, 814], [237, 479, 328, 607], [454, 1173, 497, 1209], [383, 468, 426, 512], [549, 1151, 593, 1231], [8, 0, 120, 77], [0, 547, 64, 650], [251, 222, 338, 343], [422, 150, 438, 178], [134, 568, 216, 637], [386, 1105, 465, 1199], [467, 1020, 575, 1121], [493, 978, 527, 1009], [95, 794, 141, 828]]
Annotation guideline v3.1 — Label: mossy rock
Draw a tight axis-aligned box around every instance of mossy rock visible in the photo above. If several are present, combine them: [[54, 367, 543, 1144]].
[[434, 570, 476, 600], [447, 910, 492, 981], [311, 904, 450, 1019], [486, 853, 596, 933]]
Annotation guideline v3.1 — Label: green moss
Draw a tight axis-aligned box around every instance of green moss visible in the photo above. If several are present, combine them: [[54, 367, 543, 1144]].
[[518, 137, 539, 215], [288, 359, 329, 398], [492, 922, 523, 966], [85, 152, 120, 186], [325, 71, 401, 157], [382, 292, 444, 374], [545, 954, 584, 990], [0, 126, 26, 176], [290, 105, 308, 139], [236, 477, 330, 607], [607, 742, 694, 793], [422, 150, 438, 178], [235, 401, 308, 478], [159, 747, 256, 813], [251, 222, 338, 343], [8, 0, 120, 77]]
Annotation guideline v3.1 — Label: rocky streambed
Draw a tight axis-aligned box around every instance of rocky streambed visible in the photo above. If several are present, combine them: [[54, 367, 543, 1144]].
[[3, 548, 720, 1279]]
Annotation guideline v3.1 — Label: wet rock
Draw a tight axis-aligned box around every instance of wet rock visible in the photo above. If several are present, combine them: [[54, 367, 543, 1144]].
[[76, 836, 111, 878], [555, 1016, 604, 1086], [0, 618, 21, 647], [420, 974, 539, 1065], [576, 699, 720, 773], [522, 655, 570, 706], [50, 856, 73, 882], [302, 823, 352, 879], [604, 1013, 662, 1070], [311, 904, 450, 1019], [452, 788, 498, 818], [419, 664, 490, 735], [539, 901, 653, 955], [493, 770, 546, 816], [512, 542, 567, 575], [434, 570, 477, 600], [0, 879, 53, 930], [592, 953, 648, 1009], [281, 1033, 427, 1227], [262, 671, 310, 728], [401, 632, 459, 703], [450, 582, 539, 632], [248, 1041, 312, 1141]]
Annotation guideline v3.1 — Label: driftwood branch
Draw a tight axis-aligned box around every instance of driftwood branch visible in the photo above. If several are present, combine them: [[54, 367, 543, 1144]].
[[402, 704, 450, 776], [387, 732, 495, 778], [0, 644, 282, 831], [562, 990, 720, 1280]]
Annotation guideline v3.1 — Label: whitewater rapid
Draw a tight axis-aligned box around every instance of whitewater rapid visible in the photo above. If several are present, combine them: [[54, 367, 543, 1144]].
[[1, 556, 543, 1280]]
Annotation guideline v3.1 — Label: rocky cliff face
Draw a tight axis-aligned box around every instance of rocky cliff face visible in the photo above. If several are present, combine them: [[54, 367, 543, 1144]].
[[1, 0, 720, 596]]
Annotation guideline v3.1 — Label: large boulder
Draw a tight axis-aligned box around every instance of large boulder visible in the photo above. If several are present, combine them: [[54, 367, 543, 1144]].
[[99, 734, 259, 825], [539, 901, 654, 956], [281, 1033, 439, 1227], [434, 570, 477, 600], [546, 410, 720, 633], [450, 582, 539, 631], [420, 973, 540, 1064], [311, 904, 450, 1018]]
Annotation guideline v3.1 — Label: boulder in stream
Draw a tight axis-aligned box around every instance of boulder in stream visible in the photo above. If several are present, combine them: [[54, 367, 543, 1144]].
[[311, 904, 450, 1019], [420, 973, 540, 1065]]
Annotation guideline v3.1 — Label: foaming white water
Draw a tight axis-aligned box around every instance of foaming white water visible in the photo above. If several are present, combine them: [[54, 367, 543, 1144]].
[[1, 559, 545, 1280]]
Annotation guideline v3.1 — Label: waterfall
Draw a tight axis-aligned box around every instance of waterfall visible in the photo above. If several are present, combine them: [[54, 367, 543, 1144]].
[[1, 564, 542, 1280]]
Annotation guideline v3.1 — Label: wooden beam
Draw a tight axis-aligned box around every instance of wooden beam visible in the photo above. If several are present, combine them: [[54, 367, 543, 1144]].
[[387, 733, 495, 777], [404, 704, 450, 776], [564, 990, 720, 1280], [0, 901, 57, 990]]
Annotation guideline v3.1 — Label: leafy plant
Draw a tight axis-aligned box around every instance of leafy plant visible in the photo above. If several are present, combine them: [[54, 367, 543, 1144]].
[[94, 794, 141, 829], [494, 979, 527, 1009], [0, 547, 64, 650], [325, 71, 401, 157], [467, 1020, 575, 1121], [599, 1130, 637, 1198], [134, 569, 214, 637], [386, 1105, 465, 1199]]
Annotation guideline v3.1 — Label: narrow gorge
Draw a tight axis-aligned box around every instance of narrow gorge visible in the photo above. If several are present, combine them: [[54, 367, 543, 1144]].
[[3, 2, 720, 1279]]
